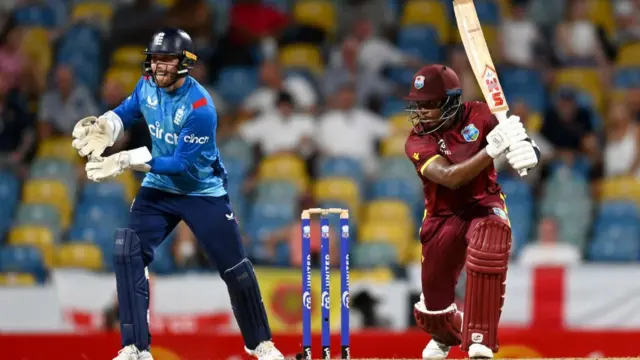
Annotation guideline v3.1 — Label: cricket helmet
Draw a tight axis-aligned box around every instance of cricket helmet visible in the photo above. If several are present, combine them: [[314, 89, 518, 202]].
[[405, 64, 463, 135], [142, 28, 197, 87]]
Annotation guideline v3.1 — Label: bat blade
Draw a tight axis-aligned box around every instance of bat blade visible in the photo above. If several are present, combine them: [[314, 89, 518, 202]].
[[453, 0, 508, 121]]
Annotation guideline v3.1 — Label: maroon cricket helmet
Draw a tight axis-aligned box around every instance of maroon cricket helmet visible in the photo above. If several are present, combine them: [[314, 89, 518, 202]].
[[405, 64, 463, 135]]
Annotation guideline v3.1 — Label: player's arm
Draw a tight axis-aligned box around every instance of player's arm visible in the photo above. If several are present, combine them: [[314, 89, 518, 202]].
[[144, 105, 216, 175], [422, 150, 495, 190]]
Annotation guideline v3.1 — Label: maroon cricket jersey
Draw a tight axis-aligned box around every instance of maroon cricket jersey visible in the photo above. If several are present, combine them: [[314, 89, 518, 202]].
[[404, 101, 503, 217]]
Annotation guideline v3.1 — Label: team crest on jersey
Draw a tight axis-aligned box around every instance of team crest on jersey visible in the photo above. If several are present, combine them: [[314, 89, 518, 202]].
[[414, 75, 425, 89], [146, 96, 158, 109], [461, 124, 479, 142], [492, 207, 507, 220]]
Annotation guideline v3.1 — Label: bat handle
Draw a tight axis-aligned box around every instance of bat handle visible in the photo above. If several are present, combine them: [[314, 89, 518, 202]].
[[495, 110, 528, 177]]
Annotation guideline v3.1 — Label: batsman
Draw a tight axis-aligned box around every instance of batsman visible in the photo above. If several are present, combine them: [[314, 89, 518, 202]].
[[71, 28, 284, 360], [405, 65, 540, 359]]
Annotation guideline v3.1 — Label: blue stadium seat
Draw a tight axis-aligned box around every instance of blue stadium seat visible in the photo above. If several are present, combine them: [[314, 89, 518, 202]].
[[318, 157, 364, 183], [255, 181, 299, 203], [82, 182, 128, 205], [397, 26, 443, 62], [371, 178, 421, 207], [0, 171, 20, 235], [382, 97, 407, 117], [224, 158, 249, 185], [0, 246, 47, 282], [378, 157, 415, 180], [500, 67, 545, 112], [69, 225, 114, 247], [249, 201, 296, 229], [588, 223, 640, 262], [74, 202, 128, 230], [13, 3, 57, 27], [215, 67, 259, 105], [473, 0, 501, 25], [506, 202, 533, 253], [148, 236, 175, 274], [614, 67, 640, 89], [597, 201, 640, 223], [220, 137, 254, 168]]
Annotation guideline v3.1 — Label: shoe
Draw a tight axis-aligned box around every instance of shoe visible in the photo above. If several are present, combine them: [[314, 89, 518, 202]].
[[422, 339, 451, 360], [245, 341, 285, 360], [468, 343, 493, 359]]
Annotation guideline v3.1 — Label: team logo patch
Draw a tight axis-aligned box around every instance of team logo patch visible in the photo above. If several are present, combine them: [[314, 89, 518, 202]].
[[461, 124, 479, 142], [414, 75, 425, 89], [492, 207, 507, 220]]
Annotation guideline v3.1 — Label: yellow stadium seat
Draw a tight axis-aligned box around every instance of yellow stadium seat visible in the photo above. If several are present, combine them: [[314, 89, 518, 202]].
[[527, 112, 542, 134], [22, 180, 73, 229], [601, 177, 640, 205], [8, 226, 55, 267], [617, 43, 640, 67], [589, 0, 615, 39], [279, 44, 324, 74], [381, 135, 407, 157], [111, 46, 145, 67], [56, 243, 103, 271], [20, 27, 52, 75], [258, 154, 309, 191], [71, 2, 114, 23], [293, 0, 337, 34], [554, 68, 604, 112], [402, 240, 423, 265], [37, 136, 82, 163], [105, 67, 142, 93], [389, 113, 412, 134], [350, 267, 394, 282], [401, 0, 449, 42], [359, 222, 412, 254], [313, 177, 360, 215], [364, 199, 413, 228], [155, 0, 176, 7], [0, 273, 37, 286]]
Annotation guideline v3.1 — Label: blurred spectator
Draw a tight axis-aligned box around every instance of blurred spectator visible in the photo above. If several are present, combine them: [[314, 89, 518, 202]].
[[263, 199, 339, 266], [216, 0, 289, 67], [627, 87, 640, 121], [526, 0, 566, 29], [340, 18, 420, 76], [0, 73, 36, 171], [323, 37, 393, 110], [540, 89, 598, 165], [613, 0, 640, 46], [37, 64, 98, 139], [604, 101, 640, 177], [554, 0, 608, 66], [449, 47, 481, 102], [190, 61, 228, 117], [518, 217, 582, 266], [501, 1, 542, 68], [316, 83, 389, 176], [0, 25, 25, 89], [241, 60, 317, 117], [339, 0, 395, 38], [172, 221, 209, 270], [164, 0, 213, 52], [239, 91, 315, 158], [110, 0, 165, 48]]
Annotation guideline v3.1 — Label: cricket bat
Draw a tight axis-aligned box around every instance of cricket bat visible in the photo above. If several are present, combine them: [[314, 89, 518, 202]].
[[452, 0, 527, 176]]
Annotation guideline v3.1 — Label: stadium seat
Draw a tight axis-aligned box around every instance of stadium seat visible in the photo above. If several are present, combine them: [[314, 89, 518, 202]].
[[588, 223, 640, 262], [473, 0, 501, 25], [30, 158, 76, 190], [14, 204, 61, 233], [155, 0, 177, 7], [0, 273, 37, 286], [75, 201, 128, 230], [8, 226, 55, 267], [249, 201, 296, 229], [382, 97, 407, 117], [364, 199, 413, 230], [22, 179, 73, 230], [279, 44, 324, 74], [20, 27, 52, 75], [219, 136, 254, 168], [0, 246, 46, 281], [82, 181, 128, 205], [600, 177, 640, 205], [397, 26, 443, 63], [215, 67, 259, 105], [359, 222, 412, 249], [617, 43, 640, 67], [554, 68, 603, 112], [257, 154, 308, 191], [69, 225, 113, 248], [371, 177, 422, 208], [111, 45, 145, 67], [401, 0, 450, 43], [352, 242, 398, 267], [0, 171, 20, 234], [377, 157, 416, 180], [380, 135, 407, 157], [403, 240, 423, 265], [588, 0, 615, 39], [255, 181, 299, 203], [501, 67, 545, 112], [317, 157, 364, 184], [614, 68, 640, 89], [71, 2, 114, 24], [389, 113, 412, 134], [36, 136, 82, 164], [313, 177, 361, 214], [13, 3, 56, 28], [597, 201, 640, 223], [148, 237, 175, 274], [56, 243, 103, 271], [105, 67, 141, 93], [293, 0, 336, 34]]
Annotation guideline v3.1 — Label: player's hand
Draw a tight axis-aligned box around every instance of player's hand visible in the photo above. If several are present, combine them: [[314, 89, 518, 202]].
[[85, 152, 130, 182], [72, 116, 116, 158], [485, 115, 527, 159], [506, 140, 538, 172]]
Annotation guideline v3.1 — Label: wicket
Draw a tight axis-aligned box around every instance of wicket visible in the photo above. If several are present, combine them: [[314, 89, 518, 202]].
[[300, 208, 350, 360]]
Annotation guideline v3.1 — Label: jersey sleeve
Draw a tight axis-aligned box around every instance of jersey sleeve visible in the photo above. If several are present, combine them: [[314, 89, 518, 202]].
[[147, 104, 216, 175], [113, 78, 145, 128], [404, 135, 440, 175]]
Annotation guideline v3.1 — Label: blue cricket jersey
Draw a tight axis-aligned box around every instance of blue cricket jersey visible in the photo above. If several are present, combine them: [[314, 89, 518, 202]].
[[113, 76, 227, 196]]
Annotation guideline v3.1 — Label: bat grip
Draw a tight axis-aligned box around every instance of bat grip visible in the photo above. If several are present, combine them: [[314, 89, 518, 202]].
[[495, 111, 528, 177]]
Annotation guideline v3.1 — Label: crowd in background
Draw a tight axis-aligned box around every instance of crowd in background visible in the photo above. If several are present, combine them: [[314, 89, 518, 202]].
[[0, 0, 640, 284]]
